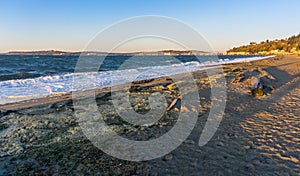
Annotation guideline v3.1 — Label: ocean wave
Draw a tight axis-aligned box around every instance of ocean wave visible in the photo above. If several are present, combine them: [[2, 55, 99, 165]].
[[0, 72, 42, 81], [0, 56, 273, 105]]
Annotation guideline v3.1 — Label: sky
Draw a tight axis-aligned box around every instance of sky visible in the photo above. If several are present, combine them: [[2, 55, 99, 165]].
[[0, 0, 299, 53]]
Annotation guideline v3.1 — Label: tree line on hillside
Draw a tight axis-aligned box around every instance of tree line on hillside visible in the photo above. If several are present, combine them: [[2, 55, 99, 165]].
[[227, 33, 300, 55]]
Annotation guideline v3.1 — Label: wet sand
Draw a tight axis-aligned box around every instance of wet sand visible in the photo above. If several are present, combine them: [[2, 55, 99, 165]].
[[0, 55, 299, 175]]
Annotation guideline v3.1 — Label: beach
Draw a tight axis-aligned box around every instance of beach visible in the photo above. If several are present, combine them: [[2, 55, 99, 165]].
[[0, 55, 299, 175]]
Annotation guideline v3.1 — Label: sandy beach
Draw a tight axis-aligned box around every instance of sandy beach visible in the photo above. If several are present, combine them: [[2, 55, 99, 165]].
[[0, 55, 299, 175]]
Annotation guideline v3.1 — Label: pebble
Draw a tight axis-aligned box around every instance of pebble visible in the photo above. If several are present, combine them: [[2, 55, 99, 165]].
[[244, 145, 251, 149], [184, 140, 195, 145], [163, 154, 173, 161], [252, 160, 261, 166], [245, 163, 255, 170], [0, 124, 9, 130], [44, 120, 49, 126], [216, 141, 225, 146]]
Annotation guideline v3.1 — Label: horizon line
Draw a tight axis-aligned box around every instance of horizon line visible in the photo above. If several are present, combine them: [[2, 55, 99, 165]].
[[2, 49, 216, 54]]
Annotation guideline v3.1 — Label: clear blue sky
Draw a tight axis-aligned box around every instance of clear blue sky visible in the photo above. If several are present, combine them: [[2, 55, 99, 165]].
[[0, 0, 299, 52]]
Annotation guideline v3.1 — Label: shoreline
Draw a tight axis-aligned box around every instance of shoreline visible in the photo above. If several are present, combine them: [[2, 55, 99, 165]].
[[0, 55, 276, 111]]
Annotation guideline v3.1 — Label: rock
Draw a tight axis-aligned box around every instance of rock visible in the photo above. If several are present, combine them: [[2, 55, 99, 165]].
[[232, 67, 242, 72], [232, 72, 245, 83], [184, 139, 195, 145], [54, 137, 61, 142], [0, 109, 8, 117], [266, 158, 274, 164], [48, 122, 56, 129], [251, 87, 264, 97], [216, 171, 225, 176], [0, 123, 9, 130], [163, 154, 173, 161], [251, 77, 264, 97], [167, 83, 177, 91], [44, 120, 49, 126], [216, 141, 225, 146], [244, 145, 251, 149], [251, 76, 260, 89], [245, 163, 255, 170], [252, 160, 261, 166]]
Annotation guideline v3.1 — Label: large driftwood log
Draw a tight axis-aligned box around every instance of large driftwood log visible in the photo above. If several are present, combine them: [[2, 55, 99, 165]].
[[232, 67, 276, 97], [256, 67, 276, 80]]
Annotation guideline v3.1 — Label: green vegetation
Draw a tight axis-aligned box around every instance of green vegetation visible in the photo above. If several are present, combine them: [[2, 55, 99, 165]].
[[227, 33, 300, 55]]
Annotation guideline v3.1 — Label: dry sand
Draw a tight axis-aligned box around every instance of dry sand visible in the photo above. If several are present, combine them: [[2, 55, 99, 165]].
[[0, 55, 299, 175]]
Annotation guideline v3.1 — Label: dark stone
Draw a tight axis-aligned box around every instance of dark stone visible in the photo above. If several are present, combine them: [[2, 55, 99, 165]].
[[0, 123, 9, 130], [232, 67, 242, 72], [163, 154, 173, 161], [0, 109, 14, 117]]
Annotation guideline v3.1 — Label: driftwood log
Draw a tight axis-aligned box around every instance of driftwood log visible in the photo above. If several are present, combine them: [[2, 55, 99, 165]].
[[167, 96, 181, 111], [232, 67, 276, 97]]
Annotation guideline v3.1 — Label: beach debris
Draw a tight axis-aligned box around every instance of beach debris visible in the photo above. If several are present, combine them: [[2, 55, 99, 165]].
[[232, 67, 276, 97], [232, 67, 243, 72], [256, 67, 276, 80], [167, 96, 181, 111], [251, 76, 261, 89], [251, 77, 264, 97], [167, 83, 177, 91]]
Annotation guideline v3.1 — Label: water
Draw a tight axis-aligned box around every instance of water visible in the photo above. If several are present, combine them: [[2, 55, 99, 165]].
[[0, 55, 272, 105]]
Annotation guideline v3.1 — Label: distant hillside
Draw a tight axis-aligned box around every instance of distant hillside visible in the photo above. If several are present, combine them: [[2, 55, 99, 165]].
[[5, 50, 211, 56], [227, 34, 300, 55]]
